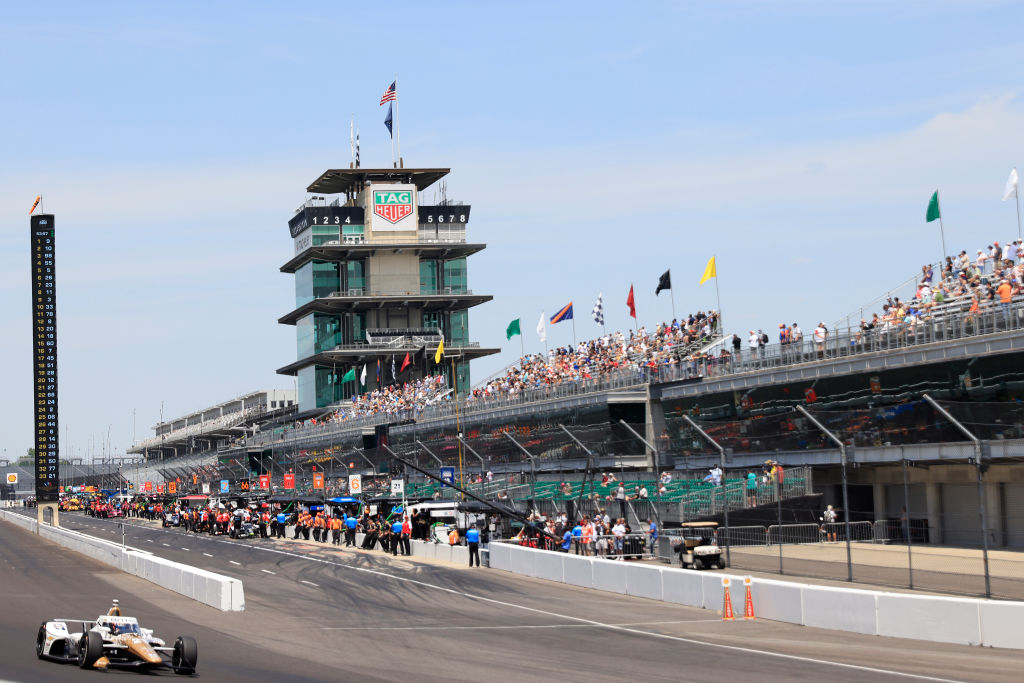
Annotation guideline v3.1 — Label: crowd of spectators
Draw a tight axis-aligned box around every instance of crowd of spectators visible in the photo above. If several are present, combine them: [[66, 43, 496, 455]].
[[468, 311, 721, 403]]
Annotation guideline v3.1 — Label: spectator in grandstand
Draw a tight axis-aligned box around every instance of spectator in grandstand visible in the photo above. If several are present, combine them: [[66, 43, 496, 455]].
[[813, 323, 827, 358]]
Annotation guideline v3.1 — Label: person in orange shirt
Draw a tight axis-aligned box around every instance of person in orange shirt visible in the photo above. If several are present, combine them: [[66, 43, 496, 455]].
[[997, 278, 1014, 327], [448, 527, 459, 545], [330, 515, 343, 545]]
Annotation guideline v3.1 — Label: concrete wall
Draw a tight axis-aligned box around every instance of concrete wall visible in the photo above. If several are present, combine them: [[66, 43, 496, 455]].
[[488, 542, 1024, 650], [0, 511, 244, 612]]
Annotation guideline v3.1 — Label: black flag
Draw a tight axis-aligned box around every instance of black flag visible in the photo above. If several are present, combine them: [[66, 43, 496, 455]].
[[656, 269, 672, 295]]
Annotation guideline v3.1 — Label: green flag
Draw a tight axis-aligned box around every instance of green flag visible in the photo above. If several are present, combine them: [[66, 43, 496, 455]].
[[506, 318, 521, 340], [340, 367, 356, 383], [926, 190, 941, 222]]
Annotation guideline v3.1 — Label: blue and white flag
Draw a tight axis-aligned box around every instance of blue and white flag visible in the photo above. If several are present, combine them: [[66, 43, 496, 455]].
[[592, 293, 604, 326], [384, 103, 393, 138]]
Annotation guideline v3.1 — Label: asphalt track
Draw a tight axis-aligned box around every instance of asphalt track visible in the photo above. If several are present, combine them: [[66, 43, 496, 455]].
[[3, 511, 1023, 683]]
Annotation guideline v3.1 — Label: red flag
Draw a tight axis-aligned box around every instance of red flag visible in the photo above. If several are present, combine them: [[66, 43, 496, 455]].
[[400, 352, 411, 373], [626, 285, 637, 319]]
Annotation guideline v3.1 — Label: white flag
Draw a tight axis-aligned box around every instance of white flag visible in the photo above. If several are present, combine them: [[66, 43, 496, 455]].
[[1004, 167, 1019, 202], [360, 364, 367, 386], [536, 311, 547, 343]]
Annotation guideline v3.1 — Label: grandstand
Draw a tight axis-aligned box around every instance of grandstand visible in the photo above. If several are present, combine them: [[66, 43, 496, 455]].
[[62, 178, 1018, 564], [128, 389, 295, 459]]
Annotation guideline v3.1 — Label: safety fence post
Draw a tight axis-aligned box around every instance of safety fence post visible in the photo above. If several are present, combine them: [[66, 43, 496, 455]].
[[901, 448, 914, 591], [681, 415, 730, 568], [922, 395, 991, 599], [796, 405, 854, 582]]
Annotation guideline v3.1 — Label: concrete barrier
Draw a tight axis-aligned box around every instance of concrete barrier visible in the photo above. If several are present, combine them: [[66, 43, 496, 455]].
[[750, 578, 803, 624], [488, 541, 512, 570], [486, 541, 1024, 649], [534, 549, 565, 583], [591, 558, 627, 594], [798, 585, 877, 636], [661, 567, 703, 607], [562, 554, 594, 588], [0, 511, 243, 611], [450, 545, 469, 566], [625, 564, 664, 601], [980, 601, 1024, 649], [876, 593, 981, 646]]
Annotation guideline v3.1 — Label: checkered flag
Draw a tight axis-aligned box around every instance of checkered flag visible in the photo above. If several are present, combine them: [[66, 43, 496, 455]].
[[592, 293, 604, 326]]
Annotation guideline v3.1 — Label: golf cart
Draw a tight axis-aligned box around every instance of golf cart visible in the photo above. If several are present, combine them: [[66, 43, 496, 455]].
[[673, 521, 725, 570]]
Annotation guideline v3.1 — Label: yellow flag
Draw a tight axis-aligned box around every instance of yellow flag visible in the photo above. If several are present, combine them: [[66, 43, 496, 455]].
[[699, 256, 717, 286], [434, 337, 445, 363]]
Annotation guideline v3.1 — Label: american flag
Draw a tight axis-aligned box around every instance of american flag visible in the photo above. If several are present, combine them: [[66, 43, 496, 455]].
[[379, 81, 397, 105], [592, 293, 604, 326]]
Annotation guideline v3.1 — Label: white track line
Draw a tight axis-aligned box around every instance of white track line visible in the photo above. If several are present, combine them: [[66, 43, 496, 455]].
[[229, 560, 241, 566], [71, 516, 961, 682], [321, 619, 720, 631], [261, 569, 275, 575], [202, 553, 213, 557], [301, 580, 319, 587], [181, 548, 190, 551]]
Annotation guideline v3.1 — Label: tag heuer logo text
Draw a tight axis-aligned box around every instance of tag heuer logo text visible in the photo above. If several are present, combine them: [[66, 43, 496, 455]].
[[373, 190, 413, 224]]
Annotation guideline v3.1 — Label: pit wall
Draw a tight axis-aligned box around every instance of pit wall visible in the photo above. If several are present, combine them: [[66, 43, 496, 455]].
[[487, 542, 1023, 650], [0, 510, 244, 612]]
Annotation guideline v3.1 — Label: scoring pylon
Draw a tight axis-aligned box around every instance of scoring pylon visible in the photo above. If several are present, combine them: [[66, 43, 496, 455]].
[[743, 576, 756, 620], [721, 577, 734, 621]]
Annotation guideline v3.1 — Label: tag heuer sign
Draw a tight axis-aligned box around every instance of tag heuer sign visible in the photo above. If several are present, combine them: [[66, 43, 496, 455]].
[[373, 189, 413, 224]]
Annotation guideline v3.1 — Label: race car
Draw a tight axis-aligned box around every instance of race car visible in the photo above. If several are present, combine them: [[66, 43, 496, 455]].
[[35, 599, 197, 675]]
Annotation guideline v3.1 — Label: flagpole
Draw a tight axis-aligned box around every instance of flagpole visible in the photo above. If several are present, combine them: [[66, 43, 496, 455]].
[[520, 329, 524, 359], [394, 73, 401, 167], [571, 314, 577, 347], [713, 255, 723, 335], [1015, 170, 1022, 242], [669, 286, 677, 322], [936, 192, 947, 267]]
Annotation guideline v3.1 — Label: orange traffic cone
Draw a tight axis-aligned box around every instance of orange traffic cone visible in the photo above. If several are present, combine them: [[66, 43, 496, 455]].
[[722, 577, 734, 621], [743, 576, 755, 620]]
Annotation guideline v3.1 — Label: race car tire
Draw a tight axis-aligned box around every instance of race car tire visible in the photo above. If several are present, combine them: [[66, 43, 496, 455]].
[[35, 624, 46, 659], [78, 632, 103, 669], [172, 635, 197, 674]]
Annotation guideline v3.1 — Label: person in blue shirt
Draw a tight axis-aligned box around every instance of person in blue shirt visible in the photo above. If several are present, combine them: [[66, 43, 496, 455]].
[[465, 524, 481, 567], [571, 522, 583, 555], [391, 520, 403, 556], [561, 529, 572, 553], [275, 510, 287, 539], [345, 514, 358, 547], [647, 518, 658, 555]]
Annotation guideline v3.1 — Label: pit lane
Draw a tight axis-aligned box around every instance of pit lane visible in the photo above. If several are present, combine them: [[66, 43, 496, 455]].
[[4, 509, 1023, 682]]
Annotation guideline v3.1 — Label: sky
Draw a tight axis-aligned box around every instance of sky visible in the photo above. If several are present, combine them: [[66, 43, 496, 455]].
[[2, 1, 1024, 462]]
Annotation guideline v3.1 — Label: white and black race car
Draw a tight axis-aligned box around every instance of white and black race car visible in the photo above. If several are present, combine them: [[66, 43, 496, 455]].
[[35, 600, 197, 675]]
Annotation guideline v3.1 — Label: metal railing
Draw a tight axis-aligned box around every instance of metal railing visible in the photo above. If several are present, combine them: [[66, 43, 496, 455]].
[[657, 295, 1024, 385]]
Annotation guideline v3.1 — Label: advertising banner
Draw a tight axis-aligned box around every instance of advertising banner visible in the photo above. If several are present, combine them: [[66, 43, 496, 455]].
[[259, 474, 270, 489], [167, 481, 177, 495], [440, 467, 455, 487], [283, 473, 295, 489], [6, 473, 17, 485], [348, 474, 362, 494], [369, 184, 417, 232], [157, 484, 164, 494], [220, 480, 229, 493], [202, 482, 210, 494], [313, 472, 324, 489], [144, 481, 152, 493]]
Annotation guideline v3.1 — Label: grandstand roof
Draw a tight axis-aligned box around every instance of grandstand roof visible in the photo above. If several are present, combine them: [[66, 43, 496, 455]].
[[307, 168, 450, 195]]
